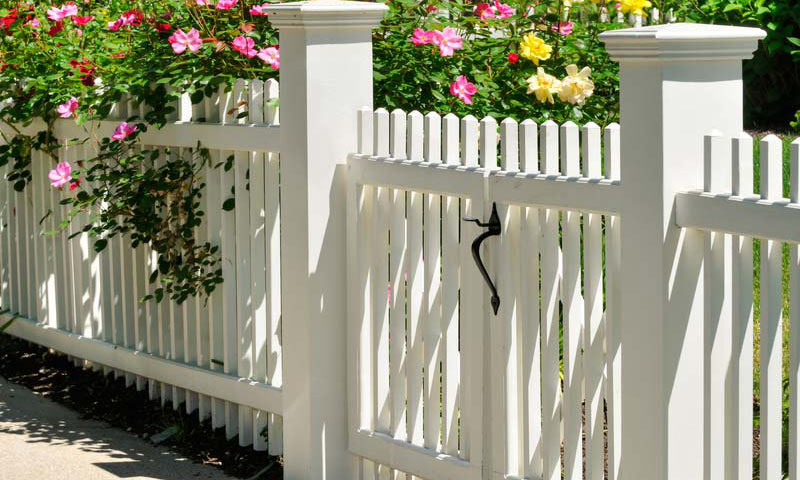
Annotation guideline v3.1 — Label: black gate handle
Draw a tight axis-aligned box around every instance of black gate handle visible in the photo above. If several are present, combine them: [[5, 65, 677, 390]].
[[463, 203, 501, 315]]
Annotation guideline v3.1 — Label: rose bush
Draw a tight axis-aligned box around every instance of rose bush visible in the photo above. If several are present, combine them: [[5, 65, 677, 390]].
[[0, 0, 661, 303]]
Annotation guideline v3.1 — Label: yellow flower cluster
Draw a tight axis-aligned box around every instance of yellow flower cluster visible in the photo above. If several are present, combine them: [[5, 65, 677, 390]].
[[619, 0, 652, 16], [525, 65, 594, 106], [519, 33, 552, 65]]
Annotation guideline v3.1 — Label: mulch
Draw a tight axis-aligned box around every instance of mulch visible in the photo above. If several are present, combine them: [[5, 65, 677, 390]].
[[0, 333, 282, 480]]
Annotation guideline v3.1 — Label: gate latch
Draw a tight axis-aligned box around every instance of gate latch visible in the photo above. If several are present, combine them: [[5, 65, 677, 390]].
[[463, 203, 501, 316]]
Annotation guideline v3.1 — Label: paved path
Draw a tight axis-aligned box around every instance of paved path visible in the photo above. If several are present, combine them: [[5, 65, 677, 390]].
[[0, 375, 236, 480]]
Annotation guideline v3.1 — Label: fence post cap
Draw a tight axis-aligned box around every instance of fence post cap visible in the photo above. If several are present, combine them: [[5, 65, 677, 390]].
[[600, 23, 766, 62], [264, 0, 388, 29]]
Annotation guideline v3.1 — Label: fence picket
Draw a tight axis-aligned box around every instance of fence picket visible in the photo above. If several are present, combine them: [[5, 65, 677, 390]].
[[406, 189, 424, 448], [424, 112, 441, 164], [423, 189, 442, 451], [582, 122, 604, 480], [442, 144, 460, 457], [539, 120, 561, 480], [759, 135, 783, 480], [373, 186, 391, 436]]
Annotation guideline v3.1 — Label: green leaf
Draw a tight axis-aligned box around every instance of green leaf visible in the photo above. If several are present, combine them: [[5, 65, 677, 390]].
[[222, 198, 236, 211]]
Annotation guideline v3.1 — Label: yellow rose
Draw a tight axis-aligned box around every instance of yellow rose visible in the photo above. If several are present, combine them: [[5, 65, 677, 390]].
[[526, 67, 562, 104], [519, 33, 552, 65], [619, 0, 652, 16], [558, 64, 595, 106]]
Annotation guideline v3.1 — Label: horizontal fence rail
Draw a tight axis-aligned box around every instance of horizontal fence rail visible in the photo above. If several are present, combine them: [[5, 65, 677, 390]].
[[348, 107, 622, 480], [0, 78, 284, 454]]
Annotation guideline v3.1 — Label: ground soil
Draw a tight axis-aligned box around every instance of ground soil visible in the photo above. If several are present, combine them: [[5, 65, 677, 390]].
[[0, 333, 282, 480]]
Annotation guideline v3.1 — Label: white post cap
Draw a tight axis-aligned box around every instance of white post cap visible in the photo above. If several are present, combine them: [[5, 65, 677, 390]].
[[264, 0, 388, 29], [600, 23, 766, 62]]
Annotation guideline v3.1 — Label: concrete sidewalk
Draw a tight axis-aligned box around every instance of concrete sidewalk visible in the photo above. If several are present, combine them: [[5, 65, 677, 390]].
[[0, 375, 236, 480]]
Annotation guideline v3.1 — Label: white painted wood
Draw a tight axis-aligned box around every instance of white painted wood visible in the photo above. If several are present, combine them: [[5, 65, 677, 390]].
[[423, 191, 441, 451], [480, 117, 497, 170], [265, 148, 283, 455], [701, 133, 733, 480], [235, 143, 254, 445], [374, 109, 390, 158], [0, 160, 10, 311], [760, 135, 783, 480], [390, 110, 407, 160], [461, 116, 478, 167], [424, 112, 441, 164], [538, 120, 561, 480], [373, 186, 391, 435], [519, 120, 537, 173], [560, 121, 583, 480], [220, 146, 239, 438], [581, 122, 604, 480], [729, 133, 754, 480], [500, 119, 519, 172], [441, 187, 460, 458], [600, 23, 764, 480], [442, 114, 459, 165], [407, 111, 424, 162], [406, 189, 424, 447], [389, 187, 407, 443], [359, 108, 374, 155]]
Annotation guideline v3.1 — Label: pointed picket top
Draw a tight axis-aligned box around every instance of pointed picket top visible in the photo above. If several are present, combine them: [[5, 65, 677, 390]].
[[480, 116, 498, 170], [390, 109, 407, 160], [604, 123, 621, 181], [582, 122, 602, 178], [407, 111, 424, 161], [424, 111, 442, 164], [373, 108, 390, 157], [732, 132, 753, 197], [443, 113, 460, 165], [560, 121, 580, 177], [540, 120, 559, 175], [500, 118, 519, 173], [460, 115, 479, 168], [760, 134, 783, 201], [357, 107, 373, 155], [519, 119, 538, 173]]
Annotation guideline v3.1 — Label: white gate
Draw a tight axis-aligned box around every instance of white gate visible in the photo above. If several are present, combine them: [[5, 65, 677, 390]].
[[346, 107, 623, 480]]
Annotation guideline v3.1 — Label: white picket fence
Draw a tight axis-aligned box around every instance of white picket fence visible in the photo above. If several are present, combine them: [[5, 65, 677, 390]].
[[0, 2, 797, 479], [0, 78, 284, 453]]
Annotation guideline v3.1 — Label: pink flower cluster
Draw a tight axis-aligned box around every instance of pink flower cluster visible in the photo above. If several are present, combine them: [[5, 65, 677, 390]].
[[48, 162, 79, 190], [216, 0, 238, 10], [231, 36, 280, 69], [107, 9, 143, 30], [112, 122, 137, 141], [168, 28, 203, 53], [57, 97, 78, 118], [450, 75, 477, 104], [411, 26, 463, 57], [473, 1, 515, 20], [249, 3, 271, 15], [46, 2, 78, 21], [552, 21, 574, 35]]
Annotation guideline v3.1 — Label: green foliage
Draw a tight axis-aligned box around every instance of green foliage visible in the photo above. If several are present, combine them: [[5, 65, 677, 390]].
[[677, 0, 800, 128], [374, 0, 622, 125]]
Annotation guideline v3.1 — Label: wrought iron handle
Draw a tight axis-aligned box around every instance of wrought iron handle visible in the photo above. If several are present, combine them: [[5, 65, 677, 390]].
[[463, 203, 501, 315]]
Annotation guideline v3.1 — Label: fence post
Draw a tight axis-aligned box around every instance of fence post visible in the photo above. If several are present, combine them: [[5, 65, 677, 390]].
[[265, 2, 387, 479], [600, 24, 764, 480]]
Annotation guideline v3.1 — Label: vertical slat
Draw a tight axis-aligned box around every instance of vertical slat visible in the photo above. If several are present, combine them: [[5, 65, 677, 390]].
[[358, 184, 375, 434], [582, 122, 604, 480], [266, 148, 283, 455], [0, 160, 10, 311], [407, 111, 424, 162], [195, 148, 211, 419], [703, 132, 733, 480], [8, 148, 19, 315], [169, 154, 185, 407], [389, 112, 408, 446], [44, 153, 60, 330], [16, 146, 30, 318], [459, 121, 483, 465], [31, 151, 46, 326], [424, 112, 441, 164], [358, 108, 374, 156], [500, 119, 519, 172], [423, 190, 441, 451], [441, 125, 460, 457], [791, 138, 800, 480], [539, 120, 561, 480], [406, 189, 424, 447], [373, 186, 391, 435], [265, 78, 279, 125], [560, 121, 582, 480], [221, 145, 239, 438], [759, 135, 783, 480], [389, 187, 407, 444], [730, 133, 754, 480], [235, 140, 254, 444], [132, 154, 147, 389], [604, 122, 622, 480], [520, 120, 542, 479], [249, 79, 268, 449]]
